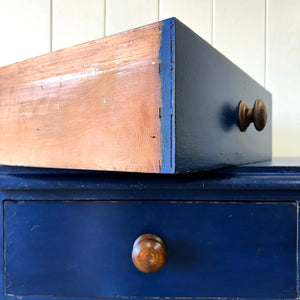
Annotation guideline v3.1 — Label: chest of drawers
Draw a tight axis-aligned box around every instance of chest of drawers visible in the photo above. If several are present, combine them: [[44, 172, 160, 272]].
[[0, 158, 299, 300]]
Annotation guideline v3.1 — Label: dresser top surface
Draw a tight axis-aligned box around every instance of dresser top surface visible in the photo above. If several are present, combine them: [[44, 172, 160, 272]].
[[0, 158, 299, 201]]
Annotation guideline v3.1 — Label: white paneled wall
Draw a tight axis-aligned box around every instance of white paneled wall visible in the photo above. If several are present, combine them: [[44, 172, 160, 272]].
[[267, 0, 300, 157], [159, 0, 212, 43], [52, 0, 105, 51], [214, 0, 265, 86], [106, 0, 158, 35], [0, 0, 299, 157], [0, 0, 50, 66]]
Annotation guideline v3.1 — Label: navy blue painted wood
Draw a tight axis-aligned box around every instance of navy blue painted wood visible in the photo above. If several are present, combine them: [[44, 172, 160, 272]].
[[298, 201, 300, 294], [173, 18, 272, 173], [160, 18, 175, 173], [0, 158, 299, 201], [4, 201, 296, 298], [0, 159, 299, 300]]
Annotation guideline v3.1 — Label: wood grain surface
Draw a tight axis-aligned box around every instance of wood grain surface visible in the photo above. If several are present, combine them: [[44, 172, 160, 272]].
[[132, 233, 166, 273], [0, 22, 162, 172]]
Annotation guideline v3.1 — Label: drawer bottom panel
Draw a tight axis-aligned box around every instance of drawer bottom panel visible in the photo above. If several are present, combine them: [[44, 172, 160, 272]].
[[4, 201, 296, 298]]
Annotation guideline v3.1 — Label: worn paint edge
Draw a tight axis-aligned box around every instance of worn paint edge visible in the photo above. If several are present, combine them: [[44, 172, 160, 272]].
[[159, 18, 175, 174]]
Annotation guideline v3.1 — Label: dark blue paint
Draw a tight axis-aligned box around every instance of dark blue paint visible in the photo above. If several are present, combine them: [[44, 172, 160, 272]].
[[174, 19, 272, 173], [159, 18, 175, 173], [298, 201, 300, 295], [0, 159, 299, 201], [0, 159, 299, 300], [0, 192, 3, 298], [158, 17, 272, 173], [4, 201, 296, 298]]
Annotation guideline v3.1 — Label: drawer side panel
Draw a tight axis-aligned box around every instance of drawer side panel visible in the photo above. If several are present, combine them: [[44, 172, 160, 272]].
[[0, 23, 163, 173]]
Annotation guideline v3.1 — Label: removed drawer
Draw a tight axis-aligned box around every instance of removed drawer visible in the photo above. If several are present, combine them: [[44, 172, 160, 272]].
[[0, 18, 271, 173]]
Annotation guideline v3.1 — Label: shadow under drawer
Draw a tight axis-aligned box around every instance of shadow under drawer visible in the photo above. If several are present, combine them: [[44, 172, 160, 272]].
[[4, 200, 297, 298]]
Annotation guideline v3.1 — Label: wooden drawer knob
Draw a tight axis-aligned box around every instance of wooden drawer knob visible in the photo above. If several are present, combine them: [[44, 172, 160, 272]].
[[132, 233, 166, 273], [239, 99, 268, 132]]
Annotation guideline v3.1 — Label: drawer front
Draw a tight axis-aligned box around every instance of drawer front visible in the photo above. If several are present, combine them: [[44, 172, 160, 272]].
[[4, 201, 296, 298], [175, 19, 272, 173]]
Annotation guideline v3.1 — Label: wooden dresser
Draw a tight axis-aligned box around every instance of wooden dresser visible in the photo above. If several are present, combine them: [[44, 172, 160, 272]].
[[0, 158, 299, 299]]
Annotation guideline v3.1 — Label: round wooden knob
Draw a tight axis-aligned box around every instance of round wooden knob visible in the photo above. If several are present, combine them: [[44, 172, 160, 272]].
[[239, 99, 268, 132], [132, 234, 166, 273]]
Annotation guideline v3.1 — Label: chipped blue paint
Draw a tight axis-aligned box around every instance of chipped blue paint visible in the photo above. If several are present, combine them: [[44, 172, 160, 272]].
[[159, 18, 175, 173]]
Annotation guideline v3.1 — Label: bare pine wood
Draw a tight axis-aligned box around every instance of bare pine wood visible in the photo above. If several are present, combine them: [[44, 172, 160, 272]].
[[0, 23, 162, 172]]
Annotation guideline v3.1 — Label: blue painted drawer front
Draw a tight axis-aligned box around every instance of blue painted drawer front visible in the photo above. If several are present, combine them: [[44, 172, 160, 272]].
[[4, 201, 296, 299]]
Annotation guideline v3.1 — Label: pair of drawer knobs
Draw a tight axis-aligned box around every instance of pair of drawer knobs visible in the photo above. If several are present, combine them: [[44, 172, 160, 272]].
[[239, 99, 268, 132]]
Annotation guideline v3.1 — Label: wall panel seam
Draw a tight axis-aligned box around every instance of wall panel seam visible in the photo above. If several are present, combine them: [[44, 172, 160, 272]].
[[158, 0, 160, 20], [50, 0, 53, 52], [265, 0, 268, 88], [104, 0, 107, 36]]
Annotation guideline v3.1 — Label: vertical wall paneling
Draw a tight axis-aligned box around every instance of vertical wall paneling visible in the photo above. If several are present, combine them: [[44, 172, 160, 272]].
[[0, 0, 299, 157], [0, 0, 51, 67], [267, 0, 300, 157], [104, 0, 107, 36], [50, 0, 53, 52], [159, 0, 212, 43], [52, 0, 105, 51], [214, 0, 265, 86], [106, 0, 158, 36]]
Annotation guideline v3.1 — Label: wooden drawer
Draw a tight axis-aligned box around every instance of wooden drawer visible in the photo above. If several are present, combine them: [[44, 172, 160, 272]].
[[4, 201, 296, 299], [0, 18, 271, 174]]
